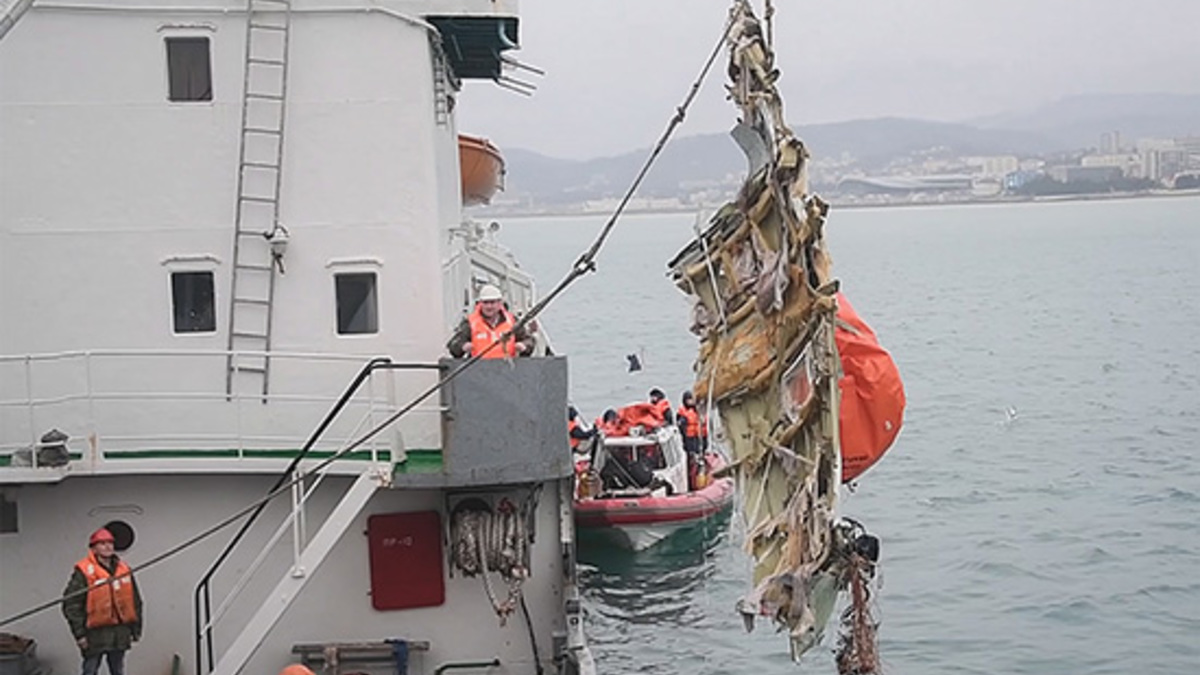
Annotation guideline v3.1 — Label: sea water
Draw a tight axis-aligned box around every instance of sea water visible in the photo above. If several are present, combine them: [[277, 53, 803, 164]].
[[497, 196, 1200, 675]]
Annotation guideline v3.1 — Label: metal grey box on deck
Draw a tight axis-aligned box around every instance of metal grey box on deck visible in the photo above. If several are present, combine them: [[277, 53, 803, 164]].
[[440, 357, 571, 485]]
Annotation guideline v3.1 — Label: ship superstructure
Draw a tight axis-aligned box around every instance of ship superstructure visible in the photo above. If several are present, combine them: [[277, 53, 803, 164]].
[[0, 2, 592, 674]]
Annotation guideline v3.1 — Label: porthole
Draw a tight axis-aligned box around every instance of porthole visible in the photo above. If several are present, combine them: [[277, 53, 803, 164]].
[[103, 520, 136, 552]]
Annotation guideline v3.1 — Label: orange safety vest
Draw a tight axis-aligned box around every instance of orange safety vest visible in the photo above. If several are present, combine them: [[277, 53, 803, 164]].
[[594, 418, 618, 437], [568, 418, 581, 450], [467, 304, 517, 358], [651, 398, 671, 421], [75, 552, 138, 629], [677, 406, 701, 438]]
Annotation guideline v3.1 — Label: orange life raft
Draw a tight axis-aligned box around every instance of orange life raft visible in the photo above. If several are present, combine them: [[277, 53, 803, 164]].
[[610, 402, 666, 437], [835, 292, 905, 482]]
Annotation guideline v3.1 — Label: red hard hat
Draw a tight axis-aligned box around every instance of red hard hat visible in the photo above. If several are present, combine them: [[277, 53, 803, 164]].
[[89, 528, 115, 545]]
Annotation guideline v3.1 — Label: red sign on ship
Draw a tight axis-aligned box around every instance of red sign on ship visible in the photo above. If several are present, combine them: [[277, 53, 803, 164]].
[[367, 511, 445, 610]]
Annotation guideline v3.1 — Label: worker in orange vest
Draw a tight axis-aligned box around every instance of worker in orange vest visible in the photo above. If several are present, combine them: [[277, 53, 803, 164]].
[[446, 284, 535, 359], [648, 388, 674, 426], [677, 391, 712, 490], [676, 391, 703, 456], [594, 408, 620, 437], [62, 527, 143, 675], [567, 406, 595, 453]]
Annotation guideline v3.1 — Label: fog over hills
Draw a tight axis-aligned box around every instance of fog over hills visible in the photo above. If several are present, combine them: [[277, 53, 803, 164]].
[[495, 94, 1200, 208], [972, 93, 1200, 148]]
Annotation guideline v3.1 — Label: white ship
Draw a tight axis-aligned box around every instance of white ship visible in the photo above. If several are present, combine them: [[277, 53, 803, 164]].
[[0, 2, 593, 674]]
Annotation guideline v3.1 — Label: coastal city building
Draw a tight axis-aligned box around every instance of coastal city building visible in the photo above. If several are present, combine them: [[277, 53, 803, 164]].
[[479, 128, 1200, 215]]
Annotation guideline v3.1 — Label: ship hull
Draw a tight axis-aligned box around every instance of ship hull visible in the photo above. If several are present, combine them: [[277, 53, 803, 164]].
[[0, 471, 580, 675]]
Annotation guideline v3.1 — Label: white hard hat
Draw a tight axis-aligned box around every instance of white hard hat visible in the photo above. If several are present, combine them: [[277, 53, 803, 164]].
[[477, 284, 503, 302]]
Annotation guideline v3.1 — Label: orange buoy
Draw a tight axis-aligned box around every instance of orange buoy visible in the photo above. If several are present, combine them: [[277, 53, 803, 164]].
[[835, 292, 905, 482], [278, 665, 315, 675]]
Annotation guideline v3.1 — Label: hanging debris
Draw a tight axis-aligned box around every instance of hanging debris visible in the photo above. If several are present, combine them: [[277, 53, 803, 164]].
[[835, 522, 881, 675], [667, 1, 900, 667]]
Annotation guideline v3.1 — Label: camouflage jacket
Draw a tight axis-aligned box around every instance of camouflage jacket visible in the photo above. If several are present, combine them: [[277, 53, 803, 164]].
[[61, 556, 144, 656]]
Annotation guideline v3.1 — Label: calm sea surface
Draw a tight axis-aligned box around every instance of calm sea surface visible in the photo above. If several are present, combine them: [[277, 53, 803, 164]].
[[496, 196, 1200, 675]]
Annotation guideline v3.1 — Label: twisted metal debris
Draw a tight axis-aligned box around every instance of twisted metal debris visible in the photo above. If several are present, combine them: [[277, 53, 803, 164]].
[[668, 2, 880, 668]]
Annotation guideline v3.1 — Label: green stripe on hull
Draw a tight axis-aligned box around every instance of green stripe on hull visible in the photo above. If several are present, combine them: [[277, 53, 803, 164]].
[[0, 452, 84, 467], [393, 449, 443, 474], [0, 449, 445, 472]]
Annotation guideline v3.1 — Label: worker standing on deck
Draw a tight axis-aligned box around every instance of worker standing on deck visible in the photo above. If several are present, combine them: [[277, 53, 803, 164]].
[[648, 388, 674, 425], [677, 391, 712, 490], [677, 391, 703, 456], [446, 284, 534, 359], [62, 528, 143, 675]]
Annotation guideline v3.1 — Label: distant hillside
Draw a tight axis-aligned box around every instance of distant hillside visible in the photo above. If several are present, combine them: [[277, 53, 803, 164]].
[[499, 95, 1200, 207], [972, 93, 1200, 149], [504, 118, 1051, 205], [798, 117, 1053, 160]]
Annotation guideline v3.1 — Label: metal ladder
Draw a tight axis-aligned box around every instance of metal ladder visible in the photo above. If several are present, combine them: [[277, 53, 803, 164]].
[[226, 0, 293, 399], [430, 36, 451, 126]]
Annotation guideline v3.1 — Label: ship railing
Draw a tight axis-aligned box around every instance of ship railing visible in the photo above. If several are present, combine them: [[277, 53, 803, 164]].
[[199, 454, 330, 644], [0, 349, 443, 472], [193, 357, 422, 674]]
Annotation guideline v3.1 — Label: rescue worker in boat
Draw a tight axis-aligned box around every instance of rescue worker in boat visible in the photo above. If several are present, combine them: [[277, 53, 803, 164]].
[[677, 391, 704, 456], [594, 408, 620, 437], [446, 284, 535, 359], [62, 528, 143, 675], [648, 388, 674, 425], [567, 406, 595, 454], [677, 390, 711, 490]]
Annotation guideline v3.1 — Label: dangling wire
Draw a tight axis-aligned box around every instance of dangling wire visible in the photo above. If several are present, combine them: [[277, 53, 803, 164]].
[[764, 0, 775, 47], [499, 8, 737, 339], [693, 211, 727, 327]]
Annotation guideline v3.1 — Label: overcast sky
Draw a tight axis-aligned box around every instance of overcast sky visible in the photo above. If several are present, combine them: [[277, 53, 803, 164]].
[[456, 0, 1200, 160]]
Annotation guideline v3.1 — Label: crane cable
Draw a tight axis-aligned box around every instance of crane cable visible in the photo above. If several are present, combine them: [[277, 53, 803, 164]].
[[0, 10, 735, 631]]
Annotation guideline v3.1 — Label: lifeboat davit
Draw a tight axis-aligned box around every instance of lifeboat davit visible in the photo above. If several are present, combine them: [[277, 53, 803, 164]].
[[458, 134, 505, 206], [574, 424, 734, 551]]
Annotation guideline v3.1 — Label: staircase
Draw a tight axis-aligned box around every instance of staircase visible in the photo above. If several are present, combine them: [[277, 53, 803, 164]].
[[209, 467, 385, 675], [226, 0, 293, 399]]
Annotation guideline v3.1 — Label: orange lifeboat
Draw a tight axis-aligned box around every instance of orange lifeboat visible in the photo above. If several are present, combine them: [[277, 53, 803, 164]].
[[458, 134, 505, 206]]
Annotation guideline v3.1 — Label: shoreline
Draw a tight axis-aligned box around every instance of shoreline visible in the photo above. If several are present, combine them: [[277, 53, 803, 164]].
[[477, 189, 1200, 220]]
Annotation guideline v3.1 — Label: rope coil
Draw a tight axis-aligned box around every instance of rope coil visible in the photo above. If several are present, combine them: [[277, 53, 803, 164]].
[[450, 499, 529, 623]]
